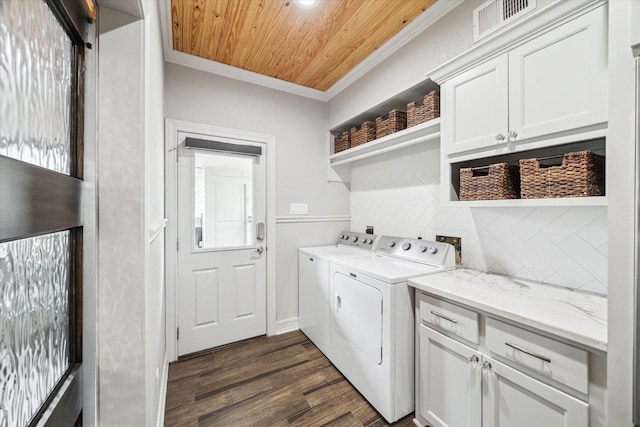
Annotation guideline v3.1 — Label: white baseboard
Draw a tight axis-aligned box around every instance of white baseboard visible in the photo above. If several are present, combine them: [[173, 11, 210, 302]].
[[156, 351, 169, 427], [275, 317, 299, 335]]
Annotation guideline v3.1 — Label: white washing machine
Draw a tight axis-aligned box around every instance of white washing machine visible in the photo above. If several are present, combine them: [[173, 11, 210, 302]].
[[329, 236, 455, 423], [298, 231, 378, 357]]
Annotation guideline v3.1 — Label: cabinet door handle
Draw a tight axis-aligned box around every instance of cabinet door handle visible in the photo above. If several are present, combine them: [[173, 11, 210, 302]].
[[505, 341, 551, 363], [495, 133, 506, 142], [430, 310, 458, 324], [507, 130, 518, 140]]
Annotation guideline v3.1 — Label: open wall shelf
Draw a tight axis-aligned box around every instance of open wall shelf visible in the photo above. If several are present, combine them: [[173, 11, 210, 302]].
[[446, 138, 606, 207], [330, 118, 440, 167]]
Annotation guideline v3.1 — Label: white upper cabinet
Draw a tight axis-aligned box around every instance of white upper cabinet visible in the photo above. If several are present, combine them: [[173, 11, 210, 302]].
[[508, 6, 608, 143], [443, 4, 607, 156], [444, 55, 509, 155]]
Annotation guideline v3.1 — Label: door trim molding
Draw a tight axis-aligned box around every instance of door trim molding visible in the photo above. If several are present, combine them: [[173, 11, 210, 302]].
[[164, 118, 277, 362]]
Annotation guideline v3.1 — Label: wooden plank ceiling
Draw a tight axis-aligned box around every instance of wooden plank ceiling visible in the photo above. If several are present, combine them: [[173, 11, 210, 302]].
[[171, 0, 437, 91]]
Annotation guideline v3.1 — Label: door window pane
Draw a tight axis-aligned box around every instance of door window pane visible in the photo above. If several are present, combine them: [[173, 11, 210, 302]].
[[0, 0, 73, 174], [0, 231, 70, 426], [194, 152, 254, 249]]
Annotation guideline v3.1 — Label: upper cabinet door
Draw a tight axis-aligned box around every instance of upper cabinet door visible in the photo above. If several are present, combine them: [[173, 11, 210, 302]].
[[508, 5, 608, 142], [444, 55, 509, 156]]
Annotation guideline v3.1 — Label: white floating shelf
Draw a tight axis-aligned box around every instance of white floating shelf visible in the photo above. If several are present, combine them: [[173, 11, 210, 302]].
[[448, 196, 607, 208], [329, 118, 441, 167]]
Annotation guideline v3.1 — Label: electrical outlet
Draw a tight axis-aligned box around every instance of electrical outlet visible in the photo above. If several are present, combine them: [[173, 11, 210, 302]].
[[289, 203, 308, 215], [436, 235, 462, 264]]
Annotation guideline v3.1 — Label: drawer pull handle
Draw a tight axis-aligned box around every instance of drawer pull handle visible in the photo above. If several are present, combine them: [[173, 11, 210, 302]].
[[430, 310, 458, 324], [505, 342, 551, 363]]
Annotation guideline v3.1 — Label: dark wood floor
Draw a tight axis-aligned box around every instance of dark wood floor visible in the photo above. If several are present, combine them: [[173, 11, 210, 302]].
[[164, 330, 415, 427]]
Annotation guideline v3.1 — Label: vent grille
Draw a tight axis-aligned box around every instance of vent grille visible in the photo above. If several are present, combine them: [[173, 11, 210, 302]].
[[473, 0, 536, 42]]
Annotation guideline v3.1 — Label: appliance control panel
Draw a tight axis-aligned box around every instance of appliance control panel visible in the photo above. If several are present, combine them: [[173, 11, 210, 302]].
[[375, 235, 455, 268], [337, 231, 379, 249]]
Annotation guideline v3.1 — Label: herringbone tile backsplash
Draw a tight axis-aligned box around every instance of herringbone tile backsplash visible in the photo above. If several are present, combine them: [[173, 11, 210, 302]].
[[350, 143, 608, 295]]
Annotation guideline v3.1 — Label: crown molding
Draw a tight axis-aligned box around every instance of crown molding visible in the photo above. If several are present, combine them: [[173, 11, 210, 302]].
[[159, 0, 463, 102]]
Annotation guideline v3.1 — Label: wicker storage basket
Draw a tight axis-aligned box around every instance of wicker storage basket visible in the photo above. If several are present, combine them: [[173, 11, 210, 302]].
[[375, 109, 407, 139], [460, 163, 520, 201], [350, 121, 376, 147], [334, 131, 351, 153], [407, 91, 440, 127], [519, 150, 605, 199]]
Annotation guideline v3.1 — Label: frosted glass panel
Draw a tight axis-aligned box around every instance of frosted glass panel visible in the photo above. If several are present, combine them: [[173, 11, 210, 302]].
[[0, 0, 73, 174], [0, 231, 71, 426]]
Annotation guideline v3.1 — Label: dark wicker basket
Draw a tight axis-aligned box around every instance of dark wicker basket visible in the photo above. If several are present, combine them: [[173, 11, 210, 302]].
[[519, 150, 605, 199], [407, 91, 440, 127], [334, 131, 351, 153], [350, 121, 376, 147], [460, 163, 520, 201], [375, 109, 407, 139]]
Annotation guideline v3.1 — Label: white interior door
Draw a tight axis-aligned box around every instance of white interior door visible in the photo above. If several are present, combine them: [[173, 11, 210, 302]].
[[177, 133, 266, 356]]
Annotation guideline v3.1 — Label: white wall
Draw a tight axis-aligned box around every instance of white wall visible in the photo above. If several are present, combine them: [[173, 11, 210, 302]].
[[606, 1, 635, 425], [98, 8, 145, 425], [329, 0, 608, 294], [164, 64, 351, 323], [143, 1, 166, 425], [98, 3, 166, 426]]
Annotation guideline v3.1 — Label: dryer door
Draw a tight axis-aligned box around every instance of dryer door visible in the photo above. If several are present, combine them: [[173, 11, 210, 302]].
[[334, 271, 383, 364]]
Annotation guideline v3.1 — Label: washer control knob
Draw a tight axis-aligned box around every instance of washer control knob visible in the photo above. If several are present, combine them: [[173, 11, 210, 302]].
[[365, 238, 372, 244], [427, 247, 437, 254], [402, 242, 411, 251], [388, 241, 396, 248], [352, 236, 358, 242], [340, 234, 345, 239], [419, 246, 427, 253]]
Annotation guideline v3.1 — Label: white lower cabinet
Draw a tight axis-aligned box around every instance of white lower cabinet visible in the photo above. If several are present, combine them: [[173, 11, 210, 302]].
[[415, 293, 591, 427], [418, 325, 481, 427], [482, 357, 588, 427]]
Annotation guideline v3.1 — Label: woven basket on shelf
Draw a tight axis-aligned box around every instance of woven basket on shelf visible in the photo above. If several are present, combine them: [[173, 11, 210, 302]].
[[334, 131, 351, 153], [459, 163, 520, 201], [407, 91, 440, 127], [519, 150, 605, 199], [350, 121, 376, 147], [375, 109, 407, 139]]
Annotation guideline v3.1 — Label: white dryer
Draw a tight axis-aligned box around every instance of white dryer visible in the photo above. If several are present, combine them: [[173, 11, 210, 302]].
[[329, 236, 455, 423], [298, 231, 378, 357]]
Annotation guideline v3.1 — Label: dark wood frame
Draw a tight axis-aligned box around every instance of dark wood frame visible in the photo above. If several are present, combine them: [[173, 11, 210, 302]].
[[0, 0, 94, 425]]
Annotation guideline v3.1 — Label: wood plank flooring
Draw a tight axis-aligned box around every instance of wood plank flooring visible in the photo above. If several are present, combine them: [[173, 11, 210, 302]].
[[164, 330, 415, 427]]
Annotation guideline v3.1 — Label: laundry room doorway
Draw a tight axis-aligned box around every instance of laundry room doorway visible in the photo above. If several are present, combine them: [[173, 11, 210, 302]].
[[166, 119, 276, 359]]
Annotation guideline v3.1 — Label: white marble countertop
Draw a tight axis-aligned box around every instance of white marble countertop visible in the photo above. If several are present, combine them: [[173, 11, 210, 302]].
[[409, 268, 607, 352]]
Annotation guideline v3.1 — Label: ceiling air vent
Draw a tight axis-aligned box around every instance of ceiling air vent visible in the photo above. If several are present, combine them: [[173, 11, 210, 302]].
[[473, 0, 536, 42]]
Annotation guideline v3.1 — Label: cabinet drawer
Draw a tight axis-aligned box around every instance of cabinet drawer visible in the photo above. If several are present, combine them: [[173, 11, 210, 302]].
[[419, 293, 479, 344], [485, 317, 588, 394]]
